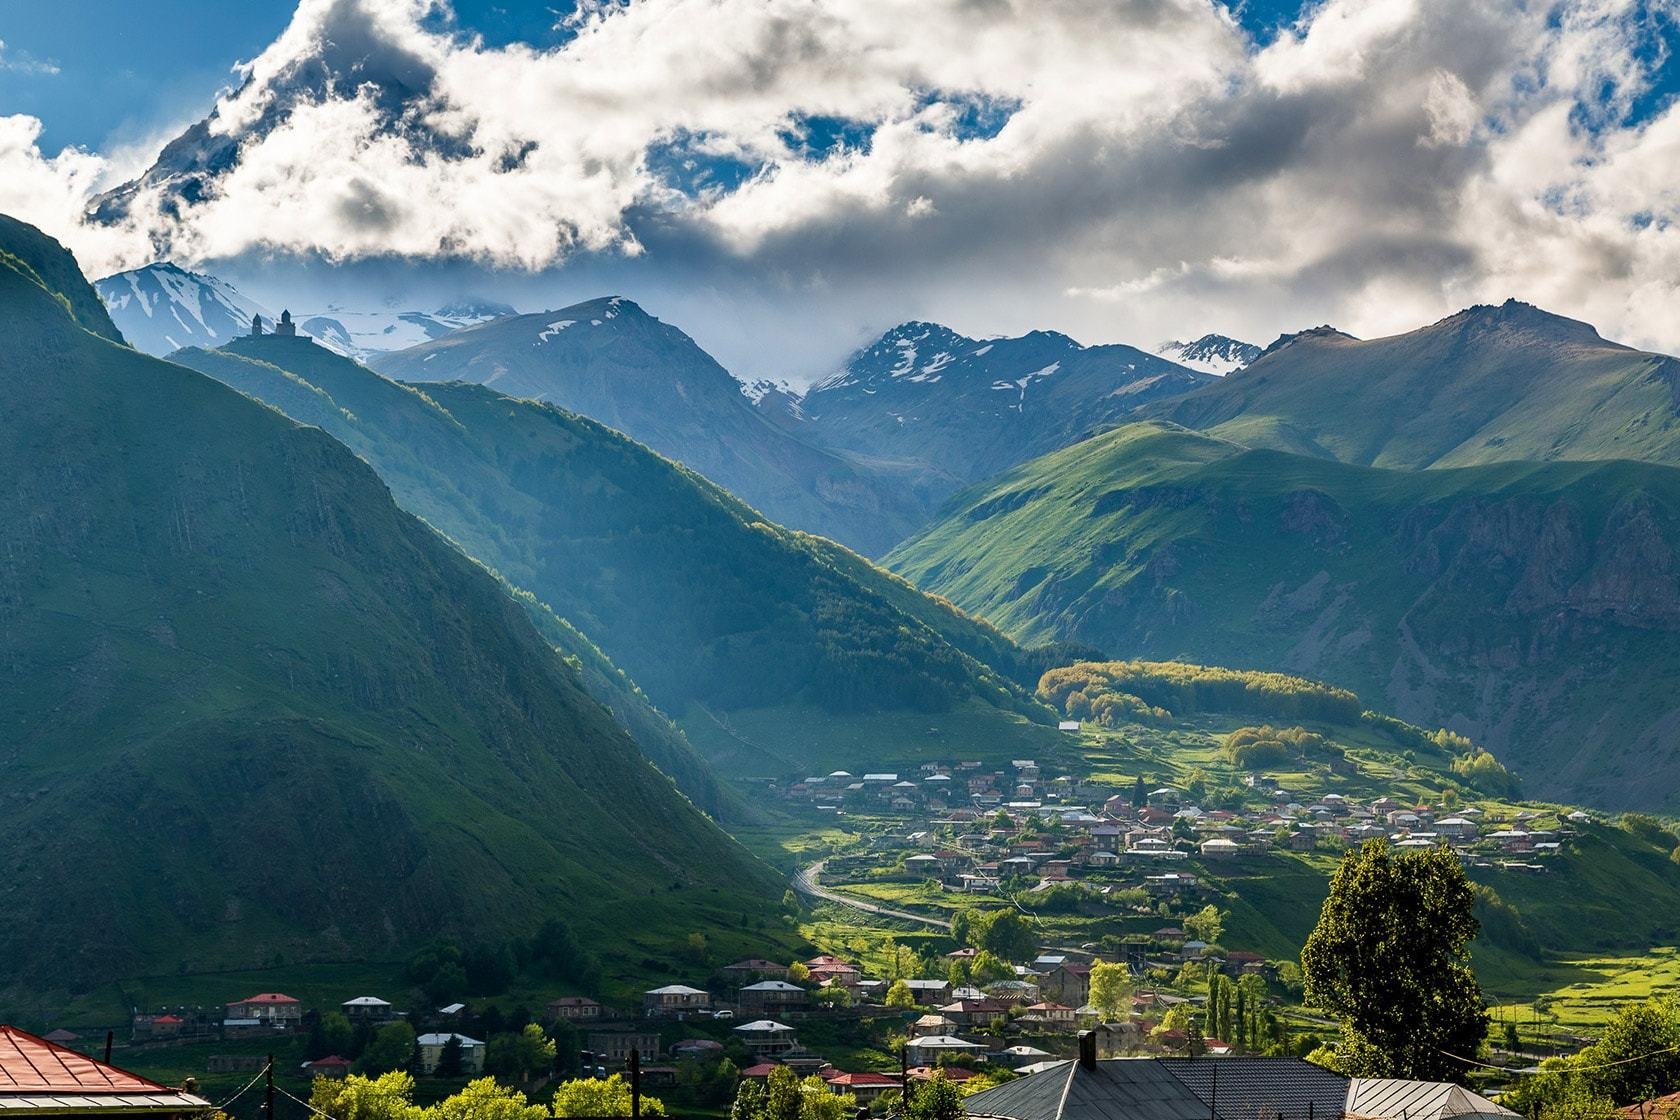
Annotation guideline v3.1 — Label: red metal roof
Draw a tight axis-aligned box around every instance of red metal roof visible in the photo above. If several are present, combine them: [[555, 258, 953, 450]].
[[229, 993, 298, 1006], [825, 1072, 900, 1087], [0, 1026, 170, 1094]]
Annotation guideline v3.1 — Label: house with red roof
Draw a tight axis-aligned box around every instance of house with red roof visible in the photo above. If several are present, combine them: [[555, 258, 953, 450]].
[[225, 994, 301, 1029], [0, 1025, 211, 1118], [301, 1056, 352, 1079], [823, 1072, 899, 1103]]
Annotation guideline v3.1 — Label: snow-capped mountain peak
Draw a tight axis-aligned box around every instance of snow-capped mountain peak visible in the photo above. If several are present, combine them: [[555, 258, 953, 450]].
[[94, 262, 277, 355], [94, 261, 516, 359], [1155, 333, 1262, 375]]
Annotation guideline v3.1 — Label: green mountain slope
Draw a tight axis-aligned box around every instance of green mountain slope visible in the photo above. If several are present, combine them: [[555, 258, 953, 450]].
[[887, 421, 1680, 810], [168, 338, 1059, 779], [370, 298, 926, 555], [1156, 302, 1680, 469], [0, 217, 778, 994]]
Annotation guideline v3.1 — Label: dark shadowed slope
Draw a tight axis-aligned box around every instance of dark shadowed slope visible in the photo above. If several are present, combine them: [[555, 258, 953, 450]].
[[0, 216, 777, 994], [170, 338, 1059, 780]]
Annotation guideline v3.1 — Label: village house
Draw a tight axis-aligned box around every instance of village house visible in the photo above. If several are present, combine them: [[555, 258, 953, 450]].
[[739, 981, 808, 1014], [224, 994, 301, 1030], [0, 1025, 211, 1120], [823, 1072, 899, 1104], [416, 1033, 485, 1075], [341, 997, 394, 1023], [643, 985, 712, 1018], [906, 1035, 986, 1066], [903, 979, 951, 1004], [722, 959, 785, 981], [547, 996, 604, 1021], [588, 1030, 662, 1067], [302, 1055, 353, 1080], [734, 1020, 797, 1057], [1021, 1003, 1078, 1029]]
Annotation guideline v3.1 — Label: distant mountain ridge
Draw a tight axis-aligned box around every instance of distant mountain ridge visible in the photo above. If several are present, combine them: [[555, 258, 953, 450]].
[[371, 296, 928, 555], [1155, 333, 1261, 374], [95, 262, 512, 359], [887, 419, 1680, 811], [0, 213, 777, 991], [1156, 300, 1680, 469], [759, 320, 1214, 508]]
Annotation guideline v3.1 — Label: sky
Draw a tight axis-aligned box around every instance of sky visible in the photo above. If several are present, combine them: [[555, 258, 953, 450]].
[[0, 0, 1677, 383]]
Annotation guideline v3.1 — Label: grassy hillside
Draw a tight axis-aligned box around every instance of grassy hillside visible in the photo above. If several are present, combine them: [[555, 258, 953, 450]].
[[168, 340, 1059, 780], [0, 216, 780, 997], [1156, 302, 1680, 469], [888, 421, 1680, 810]]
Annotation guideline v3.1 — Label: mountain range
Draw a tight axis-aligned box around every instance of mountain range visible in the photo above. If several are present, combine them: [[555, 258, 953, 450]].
[[170, 332, 1060, 780], [1156, 301, 1680, 469], [0, 213, 777, 992], [887, 420, 1680, 809], [369, 298, 930, 556], [755, 321, 1215, 507], [95, 262, 512, 360]]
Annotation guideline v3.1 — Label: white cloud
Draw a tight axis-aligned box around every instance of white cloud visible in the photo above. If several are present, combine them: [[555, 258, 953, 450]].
[[2, 0, 1679, 375], [0, 39, 61, 77]]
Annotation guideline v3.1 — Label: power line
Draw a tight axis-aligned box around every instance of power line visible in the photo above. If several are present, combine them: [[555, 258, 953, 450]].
[[213, 1067, 272, 1108], [1439, 1042, 1680, 1075]]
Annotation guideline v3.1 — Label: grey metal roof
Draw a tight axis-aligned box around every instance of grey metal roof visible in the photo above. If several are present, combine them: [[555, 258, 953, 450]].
[[966, 1057, 1349, 1120], [1165, 1057, 1349, 1120], [1345, 1079, 1515, 1120]]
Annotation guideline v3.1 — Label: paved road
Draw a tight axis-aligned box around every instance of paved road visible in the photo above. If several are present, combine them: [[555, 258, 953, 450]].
[[793, 860, 952, 930]]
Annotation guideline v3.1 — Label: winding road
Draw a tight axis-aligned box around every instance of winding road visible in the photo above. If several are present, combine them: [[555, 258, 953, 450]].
[[793, 860, 953, 930]]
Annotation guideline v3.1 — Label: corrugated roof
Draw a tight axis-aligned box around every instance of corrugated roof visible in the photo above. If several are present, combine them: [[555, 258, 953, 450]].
[[0, 1028, 168, 1095], [1345, 1079, 1515, 1120], [966, 1057, 1349, 1120], [1166, 1057, 1348, 1120]]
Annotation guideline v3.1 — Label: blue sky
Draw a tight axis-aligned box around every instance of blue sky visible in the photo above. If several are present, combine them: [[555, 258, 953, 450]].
[[0, 1, 585, 151]]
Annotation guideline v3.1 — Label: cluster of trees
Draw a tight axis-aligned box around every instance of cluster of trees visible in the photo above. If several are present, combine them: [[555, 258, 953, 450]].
[[1204, 971, 1275, 1051], [1504, 999, 1680, 1120], [309, 1071, 613, 1120], [1221, 725, 1342, 769], [1620, 813, 1680, 863], [729, 1067, 967, 1120], [1301, 840, 1486, 1081], [1450, 748, 1519, 797], [1038, 661, 1363, 727], [949, 909, 1037, 962], [729, 1065, 856, 1120]]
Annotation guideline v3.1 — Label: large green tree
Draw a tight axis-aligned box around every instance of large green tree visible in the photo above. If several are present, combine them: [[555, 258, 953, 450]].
[[1301, 840, 1487, 1081]]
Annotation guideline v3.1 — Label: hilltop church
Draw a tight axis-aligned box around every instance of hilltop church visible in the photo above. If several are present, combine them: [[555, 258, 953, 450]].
[[249, 309, 303, 338]]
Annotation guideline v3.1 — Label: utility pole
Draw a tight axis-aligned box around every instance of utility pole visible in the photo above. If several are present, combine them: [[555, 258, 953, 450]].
[[264, 1055, 275, 1120], [630, 1048, 641, 1120]]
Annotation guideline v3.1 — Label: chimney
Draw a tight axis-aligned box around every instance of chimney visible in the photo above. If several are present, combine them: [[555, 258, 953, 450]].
[[1078, 1030, 1096, 1070]]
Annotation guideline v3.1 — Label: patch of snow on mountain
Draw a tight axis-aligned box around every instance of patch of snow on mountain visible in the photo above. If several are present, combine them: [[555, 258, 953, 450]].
[[1156, 334, 1261, 375], [538, 319, 576, 342]]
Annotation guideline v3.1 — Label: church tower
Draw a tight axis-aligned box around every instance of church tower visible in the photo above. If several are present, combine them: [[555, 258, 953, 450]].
[[276, 309, 297, 338], [250, 313, 264, 337]]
